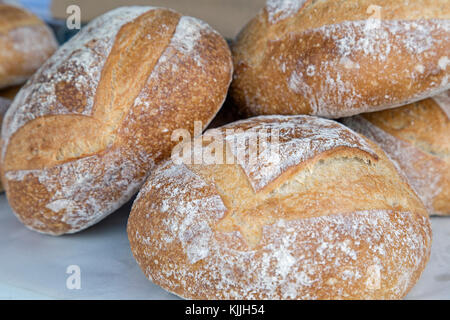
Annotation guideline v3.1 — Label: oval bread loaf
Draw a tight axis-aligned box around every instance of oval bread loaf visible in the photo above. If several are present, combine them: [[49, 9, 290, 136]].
[[0, 4, 58, 89], [0, 6, 233, 235], [342, 91, 450, 216], [231, 0, 450, 118], [128, 115, 431, 300]]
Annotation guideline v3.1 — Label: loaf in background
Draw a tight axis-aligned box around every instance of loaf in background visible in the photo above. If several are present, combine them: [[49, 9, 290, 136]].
[[0, 3, 58, 89], [342, 91, 450, 216], [231, 0, 450, 118], [0, 6, 233, 235]]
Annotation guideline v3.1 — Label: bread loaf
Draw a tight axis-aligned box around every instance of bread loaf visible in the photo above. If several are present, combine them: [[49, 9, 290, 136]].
[[231, 0, 450, 118], [0, 4, 58, 89], [342, 91, 450, 216], [0, 6, 233, 235], [128, 115, 431, 300]]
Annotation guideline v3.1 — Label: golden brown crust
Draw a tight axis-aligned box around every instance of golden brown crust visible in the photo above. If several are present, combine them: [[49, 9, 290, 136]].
[[128, 115, 431, 300], [1, 7, 233, 235], [231, 0, 450, 118], [0, 4, 58, 89], [342, 92, 450, 215]]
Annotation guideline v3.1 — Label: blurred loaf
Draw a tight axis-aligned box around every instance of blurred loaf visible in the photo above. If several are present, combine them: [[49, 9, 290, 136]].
[[0, 4, 58, 89]]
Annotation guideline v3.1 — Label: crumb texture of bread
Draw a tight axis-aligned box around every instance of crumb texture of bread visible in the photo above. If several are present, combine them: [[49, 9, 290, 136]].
[[231, 0, 450, 118], [128, 115, 431, 300], [0, 6, 233, 235], [342, 92, 450, 215], [0, 4, 58, 89]]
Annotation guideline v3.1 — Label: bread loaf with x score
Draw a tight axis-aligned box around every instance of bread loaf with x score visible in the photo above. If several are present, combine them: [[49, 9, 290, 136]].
[[128, 115, 431, 300], [342, 91, 450, 216], [0, 3, 58, 89], [231, 0, 450, 118], [0, 6, 233, 235]]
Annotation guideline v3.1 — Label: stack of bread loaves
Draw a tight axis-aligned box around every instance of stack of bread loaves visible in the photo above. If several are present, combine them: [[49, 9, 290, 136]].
[[127, 0, 448, 299], [0, 0, 448, 300]]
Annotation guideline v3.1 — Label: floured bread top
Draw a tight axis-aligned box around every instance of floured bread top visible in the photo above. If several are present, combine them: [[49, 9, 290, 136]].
[[137, 115, 426, 248], [232, 0, 450, 118], [212, 115, 378, 191]]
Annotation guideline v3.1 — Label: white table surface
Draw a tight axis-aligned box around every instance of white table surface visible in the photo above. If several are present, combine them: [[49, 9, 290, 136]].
[[0, 193, 449, 300]]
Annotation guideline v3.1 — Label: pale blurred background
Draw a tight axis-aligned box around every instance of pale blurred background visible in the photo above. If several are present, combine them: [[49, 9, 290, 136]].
[[4, 0, 266, 39]]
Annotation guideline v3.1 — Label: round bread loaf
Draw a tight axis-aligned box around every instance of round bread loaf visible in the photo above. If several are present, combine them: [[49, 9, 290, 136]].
[[0, 6, 233, 235], [0, 4, 58, 89], [231, 0, 450, 118], [128, 115, 431, 300], [342, 91, 450, 216]]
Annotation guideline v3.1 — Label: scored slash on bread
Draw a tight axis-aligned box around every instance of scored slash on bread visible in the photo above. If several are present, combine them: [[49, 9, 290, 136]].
[[128, 115, 431, 300], [231, 0, 450, 118]]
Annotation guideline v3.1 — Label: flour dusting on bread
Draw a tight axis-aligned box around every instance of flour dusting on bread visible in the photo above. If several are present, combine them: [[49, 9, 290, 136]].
[[132, 158, 430, 299], [286, 19, 450, 117], [1, 6, 155, 159], [221, 116, 378, 191], [9, 25, 57, 73], [5, 147, 153, 234], [137, 162, 227, 264], [266, 0, 306, 24], [170, 16, 213, 67]]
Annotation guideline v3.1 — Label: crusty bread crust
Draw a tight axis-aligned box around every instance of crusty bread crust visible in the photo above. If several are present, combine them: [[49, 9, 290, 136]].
[[343, 92, 450, 215], [0, 6, 233, 235], [128, 115, 431, 300], [0, 4, 58, 89], [231, 0, 450, 118]]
